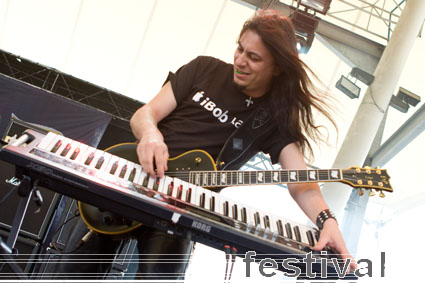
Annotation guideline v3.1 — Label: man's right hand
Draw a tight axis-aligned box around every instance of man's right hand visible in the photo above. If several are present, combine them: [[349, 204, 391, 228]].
[[137, 135, 169, 178], [130, 81, 177, 178]]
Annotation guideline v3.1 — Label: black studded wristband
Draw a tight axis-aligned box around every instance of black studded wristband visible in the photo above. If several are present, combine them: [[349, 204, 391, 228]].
[[316, 209, 337, 230]]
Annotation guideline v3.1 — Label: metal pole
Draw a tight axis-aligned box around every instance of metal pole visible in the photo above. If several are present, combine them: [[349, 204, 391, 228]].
[[322, 0, 425, 220]]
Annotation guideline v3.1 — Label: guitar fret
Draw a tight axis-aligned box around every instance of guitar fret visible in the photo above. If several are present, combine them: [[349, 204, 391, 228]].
[[264, 171, 272, 184], [244, 171, 250, 185], [250, 171, 257, 185], [280, 171, 289, 183], [226, 171, 232, 186], [298, 170, 308, 182], [318, 170, 329, 181]]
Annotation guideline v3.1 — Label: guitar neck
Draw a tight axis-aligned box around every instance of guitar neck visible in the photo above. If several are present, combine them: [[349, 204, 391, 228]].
[[185, 169, 343, 188]]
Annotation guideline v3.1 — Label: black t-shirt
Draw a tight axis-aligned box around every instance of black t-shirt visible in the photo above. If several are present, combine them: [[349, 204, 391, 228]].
[[158, 56, 293, 164]]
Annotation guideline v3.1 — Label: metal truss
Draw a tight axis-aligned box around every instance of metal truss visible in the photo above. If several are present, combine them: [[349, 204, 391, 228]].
[[247, 0, 407, 44], [0, 49, 143, 122]]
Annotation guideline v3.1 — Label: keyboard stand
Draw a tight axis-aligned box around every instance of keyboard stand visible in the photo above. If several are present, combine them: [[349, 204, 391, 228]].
[[104, 238, 138, 279], [1, 174, 44, 280]]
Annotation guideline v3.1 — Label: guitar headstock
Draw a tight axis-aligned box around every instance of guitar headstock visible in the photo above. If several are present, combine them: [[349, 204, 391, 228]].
[[342, 166, 393, 197]]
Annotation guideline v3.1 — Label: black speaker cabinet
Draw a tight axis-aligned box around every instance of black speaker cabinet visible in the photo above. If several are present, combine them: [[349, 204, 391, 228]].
[[0, 228, 40, 278], [50, 197, 80, 251], [0, 159, 60, 241]]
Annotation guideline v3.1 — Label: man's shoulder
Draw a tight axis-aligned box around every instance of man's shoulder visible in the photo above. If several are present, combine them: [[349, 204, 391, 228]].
[[193, 56, 231, 69]]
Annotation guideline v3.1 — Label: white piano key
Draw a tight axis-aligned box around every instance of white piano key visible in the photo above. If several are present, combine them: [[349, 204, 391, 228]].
[[73, 143, 89, 163], [89, 149, 106, 169], [56, 137, 73, 157], [103, 155, 120, 174], [194, 187, 206, 207], [64, 140, 81, 160], [171, 178, 182, 199], [97, 152, 112, 171], [45, 135, 63, 153], [245, 207, 254, 230], [187, 185, 198, 205], [123, 161, 135, 181], [136, 171, 148, 187], [132, 164, 142, 185], [158, 176, 173, 194], [203, 189, 212, 210], [37, 132, 58, 150], [298, 225, 314, 246], [115, 158, 128, 177], [209, 191, 219, 212], [180, 181, 190, 201], [147, 175, 156, 190], [79, 146, 96, 166]]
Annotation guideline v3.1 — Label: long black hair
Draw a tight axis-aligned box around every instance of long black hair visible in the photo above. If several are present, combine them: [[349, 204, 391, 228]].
[[239, 9, 337, 160]]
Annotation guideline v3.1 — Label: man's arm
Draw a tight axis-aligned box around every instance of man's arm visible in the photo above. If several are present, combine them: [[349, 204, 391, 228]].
[[130, 81, 177, 177], [278, 143, 356, 273]]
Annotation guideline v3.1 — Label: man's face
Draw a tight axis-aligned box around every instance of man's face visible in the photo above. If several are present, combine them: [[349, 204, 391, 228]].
[[233, 29, 278, 98]]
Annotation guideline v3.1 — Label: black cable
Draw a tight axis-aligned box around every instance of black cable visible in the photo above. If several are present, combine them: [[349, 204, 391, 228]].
[[50, 208, 81, 254], [0, 185, 17, 206]]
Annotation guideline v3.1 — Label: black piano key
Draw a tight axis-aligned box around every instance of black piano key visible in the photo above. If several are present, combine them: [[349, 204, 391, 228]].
[[84, 152, 95, 166], [306, 230, 315, 246], [128, 168, 136, 182], [119, 164, 127, 178], [294, 226, 302, 242], [153, 177, 160, 191], [70, 148, 80, 160], [210, 196, 215, 211], [285, 223, 293, 239], [141, 174, 148, 187], [109, 161, 118, 175], [254, 212, 261, 226], [263, 215, 270, 229], [200, 193, 206, 208], [50, 140, 62, 153], [94, 156, 105, 169], [186, 188, 192, 203], [60, 143, 71, 156], [167, 181, 174, 196], [277, 220, 284, 236], [241, 207, 247, 223], [232, 204, 238, 220], [177, 185, 183, 200], [315, 230, 320, 241], [223, 201, 229, 217]]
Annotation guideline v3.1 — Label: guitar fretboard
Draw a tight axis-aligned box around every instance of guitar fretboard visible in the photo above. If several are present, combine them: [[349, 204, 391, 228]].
[[185, 169, 342, 187]]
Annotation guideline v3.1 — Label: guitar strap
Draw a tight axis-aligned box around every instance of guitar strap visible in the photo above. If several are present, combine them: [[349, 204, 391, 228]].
[[216, 103, 274, 170]]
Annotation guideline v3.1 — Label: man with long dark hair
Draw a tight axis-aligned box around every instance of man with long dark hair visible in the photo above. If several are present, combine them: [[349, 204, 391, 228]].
[[50, 9, 356, 280], [130, 9, 356, 279]]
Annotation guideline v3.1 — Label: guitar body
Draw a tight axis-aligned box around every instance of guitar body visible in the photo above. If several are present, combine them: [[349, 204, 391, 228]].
[[78, 143, 216, 235]]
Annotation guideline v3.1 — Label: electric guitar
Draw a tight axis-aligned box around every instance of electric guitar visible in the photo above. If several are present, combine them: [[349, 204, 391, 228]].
[[79, 143, 393, 235]]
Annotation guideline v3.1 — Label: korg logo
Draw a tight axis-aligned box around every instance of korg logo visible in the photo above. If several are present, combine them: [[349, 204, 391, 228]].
[[191, 220, 211, 233]]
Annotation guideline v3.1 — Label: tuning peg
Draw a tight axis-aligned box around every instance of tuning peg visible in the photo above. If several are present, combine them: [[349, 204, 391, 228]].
[[379, 190, 385, 198], [369, 189, 376, 197], [358, 188, 364, 196]]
